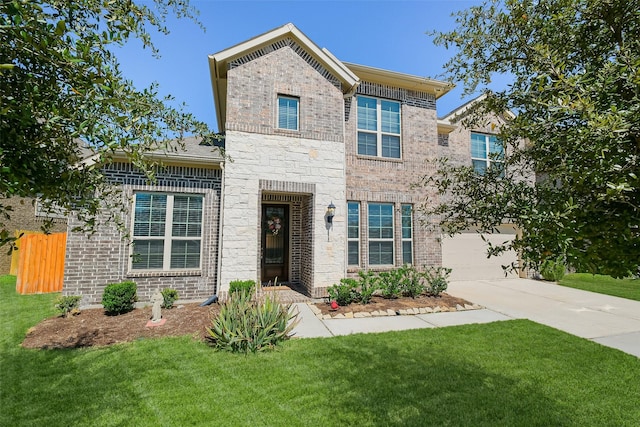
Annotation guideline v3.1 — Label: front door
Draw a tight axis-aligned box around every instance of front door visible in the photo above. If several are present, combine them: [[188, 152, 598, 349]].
[[261, 204, 288, 284]]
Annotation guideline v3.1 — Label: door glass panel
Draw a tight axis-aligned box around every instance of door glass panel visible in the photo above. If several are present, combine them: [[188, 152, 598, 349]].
[[264, 206, 285, 264]]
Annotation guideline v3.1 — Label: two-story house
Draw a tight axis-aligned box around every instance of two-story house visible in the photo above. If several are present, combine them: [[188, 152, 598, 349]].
[[63, 23, 509, 305]]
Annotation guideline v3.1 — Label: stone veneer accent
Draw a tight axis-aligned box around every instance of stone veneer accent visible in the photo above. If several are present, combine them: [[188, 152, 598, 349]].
[[219, 41, 347, 297], [63, 163, 222, 306], [219, 130, 345, 297]]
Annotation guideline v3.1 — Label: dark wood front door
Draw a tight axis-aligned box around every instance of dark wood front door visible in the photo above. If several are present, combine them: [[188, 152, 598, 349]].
[[261, 204, 288, 284]]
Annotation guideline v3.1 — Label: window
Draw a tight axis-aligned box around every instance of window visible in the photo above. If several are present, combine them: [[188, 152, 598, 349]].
[[357, 96, 401, 158], [278, 95, 299, 130], [471, 133, 504, 175], [368, 203, 394, 265], [401, 204, 413, 264], [131, 193, 203, 271], [347, 202, 360, 266]]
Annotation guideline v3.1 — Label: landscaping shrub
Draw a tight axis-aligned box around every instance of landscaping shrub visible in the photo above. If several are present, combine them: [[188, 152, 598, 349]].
[[424, 267, 452, 296], [398, 264, 426, 298], [327, 278, 360, 306], [54, 295, 81, 318], [229, 279, 257, 296], [357, 270, 379, 304], [161, 288, 179, 309], [540, 257, 566, 281], [378, 269, 404, 299], [206, 291, 299, 353], [101, 281, 137, 315]]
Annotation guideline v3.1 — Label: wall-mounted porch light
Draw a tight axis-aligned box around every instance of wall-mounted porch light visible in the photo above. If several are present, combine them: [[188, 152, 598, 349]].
[[326, 202, 336, 224]]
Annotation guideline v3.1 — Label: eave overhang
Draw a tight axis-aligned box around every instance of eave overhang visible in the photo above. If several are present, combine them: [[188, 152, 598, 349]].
[[344, 62, 454, 99]]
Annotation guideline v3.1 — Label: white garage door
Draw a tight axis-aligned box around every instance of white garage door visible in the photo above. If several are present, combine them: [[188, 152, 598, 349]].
[[441, 225, 520, 281]]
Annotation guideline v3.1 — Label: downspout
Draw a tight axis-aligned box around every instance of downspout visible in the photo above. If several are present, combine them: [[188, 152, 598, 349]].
[[215, 161, 226, 296]]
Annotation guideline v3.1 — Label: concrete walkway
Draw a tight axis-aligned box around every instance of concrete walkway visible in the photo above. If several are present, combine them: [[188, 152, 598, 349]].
[[291, 278, 640, 358]]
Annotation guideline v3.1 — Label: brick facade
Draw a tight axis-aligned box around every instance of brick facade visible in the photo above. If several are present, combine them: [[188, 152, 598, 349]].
[[345, 83, 442, 273], [63, 162, 222, 306], [62, 23, 468, 303]]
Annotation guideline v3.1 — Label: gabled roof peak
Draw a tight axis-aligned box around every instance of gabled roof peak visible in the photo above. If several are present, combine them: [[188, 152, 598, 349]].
[[208, 23, 359, 131]]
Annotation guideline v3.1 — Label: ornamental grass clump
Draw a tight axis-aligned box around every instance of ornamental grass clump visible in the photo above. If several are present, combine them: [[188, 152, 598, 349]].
[[207, 290, 299, 353]]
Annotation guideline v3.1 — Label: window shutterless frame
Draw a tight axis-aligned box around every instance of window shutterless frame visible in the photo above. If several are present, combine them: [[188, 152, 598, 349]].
[[471, 132, 504, 175], [357, 96, 401, 159], [368, 202, 394, 265], [277, 95, 299, 131], [401, 204, 413, 265], [130, 192, 204, 272], [347, 201, 360, 266]]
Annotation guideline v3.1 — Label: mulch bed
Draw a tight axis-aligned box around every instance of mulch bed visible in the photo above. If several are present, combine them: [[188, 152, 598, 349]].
[[22, 293, 475, 350], [22, 303, 220, 350], [313, 293, 474, 316]]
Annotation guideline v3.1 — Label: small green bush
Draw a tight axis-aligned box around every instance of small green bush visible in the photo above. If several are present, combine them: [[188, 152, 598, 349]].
[[161, 288, 179, 309], [206, 291, 299, 353], [540, 257, 566, 281], [54, 295, 82, 318], [327, 278, 359, 306], [398, 264, 426, 298], [229, 280, 257, 296], [378, 269, 404, 299], [424, 267, 452, 297], [102, 281, 137, 315], [357, 270, 379, 304]]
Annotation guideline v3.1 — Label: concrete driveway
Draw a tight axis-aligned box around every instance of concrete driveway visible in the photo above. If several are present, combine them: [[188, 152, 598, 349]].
[[448, 278, 640, 358]]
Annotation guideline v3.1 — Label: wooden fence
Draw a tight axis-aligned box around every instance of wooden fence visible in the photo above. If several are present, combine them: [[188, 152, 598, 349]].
[[15, 232, 67, 294]]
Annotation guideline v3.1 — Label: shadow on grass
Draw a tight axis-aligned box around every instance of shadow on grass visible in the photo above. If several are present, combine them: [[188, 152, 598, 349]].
[[296, 330, 572, 426]]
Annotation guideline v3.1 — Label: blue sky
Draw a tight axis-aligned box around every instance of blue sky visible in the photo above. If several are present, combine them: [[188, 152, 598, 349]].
[[115, 0, 499, 133]]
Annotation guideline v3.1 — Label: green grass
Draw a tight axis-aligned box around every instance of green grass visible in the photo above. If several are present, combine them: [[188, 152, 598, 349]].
[[559, 273, 640, 301], [1, 275, 639, 426]]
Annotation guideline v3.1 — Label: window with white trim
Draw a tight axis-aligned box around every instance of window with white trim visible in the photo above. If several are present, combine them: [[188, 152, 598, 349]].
[[368, 203, 394, 265], [278, 95, 299, 130], [471, 132, 504, 175], [357, 96, 401, 158], [401, 204, 413, 264], [347, 202, 360, 266], [131, 193, 203, 271]]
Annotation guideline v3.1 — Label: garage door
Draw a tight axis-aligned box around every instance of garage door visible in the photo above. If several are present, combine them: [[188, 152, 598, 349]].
[[441, 225, 520, 281]]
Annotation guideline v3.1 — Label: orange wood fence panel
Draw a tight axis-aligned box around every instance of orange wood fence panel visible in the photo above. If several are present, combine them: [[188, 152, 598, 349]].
[[10, 230, 39, 276], [15, 232, 67, 294]]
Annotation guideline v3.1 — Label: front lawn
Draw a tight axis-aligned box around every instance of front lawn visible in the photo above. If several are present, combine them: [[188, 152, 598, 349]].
[[1, 275, 639, 426], [559, 273, 640, 301]]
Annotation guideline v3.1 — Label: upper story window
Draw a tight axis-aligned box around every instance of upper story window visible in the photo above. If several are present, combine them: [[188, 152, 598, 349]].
[[471, 132, 504, 175], [357, 96, 401, 159], [278, 95, 299, 131], [131, 192, 203, 271]]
